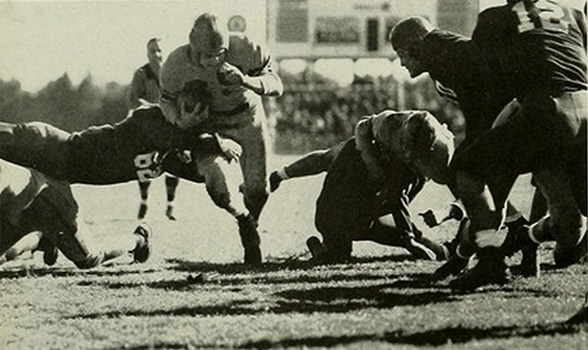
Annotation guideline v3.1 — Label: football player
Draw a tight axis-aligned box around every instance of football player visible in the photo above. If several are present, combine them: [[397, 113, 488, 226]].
[[268, 136, 449, 261], [388, 15, 541, 283], [0, 158, 152, 268], [308, 110, 455, 263], [127, 37, 180, 221], [0, 105, 261, 265], [443, 0, 587, 290], [159, 13, 284, 265]]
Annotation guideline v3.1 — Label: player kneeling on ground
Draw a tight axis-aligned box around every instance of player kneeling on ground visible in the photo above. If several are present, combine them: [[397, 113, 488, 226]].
[[0, 158, 151, 268], [306, 110, 453, 264]]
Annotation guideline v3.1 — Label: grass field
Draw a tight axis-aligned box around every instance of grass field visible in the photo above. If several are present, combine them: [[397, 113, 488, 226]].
[[0, 155, 586, 350]]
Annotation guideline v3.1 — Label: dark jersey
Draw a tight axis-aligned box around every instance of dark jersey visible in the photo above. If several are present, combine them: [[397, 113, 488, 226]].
[[472, 0, 587, 98], [422, 30, 512, 143], [66, 106, 205, 184]]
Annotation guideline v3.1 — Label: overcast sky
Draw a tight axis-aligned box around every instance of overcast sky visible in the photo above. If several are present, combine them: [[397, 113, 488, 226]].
[[0, 0, 267, 92], [1, 0, 585, 92]]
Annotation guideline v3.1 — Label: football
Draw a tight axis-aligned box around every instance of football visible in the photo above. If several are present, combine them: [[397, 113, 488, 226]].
[[178, 91, 205, 114], [178, 80, 211, 114]]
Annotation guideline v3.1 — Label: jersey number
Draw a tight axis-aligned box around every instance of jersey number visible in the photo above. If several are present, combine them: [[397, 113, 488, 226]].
[[512, 0, 570, 33], [134, 151, 163, 182]]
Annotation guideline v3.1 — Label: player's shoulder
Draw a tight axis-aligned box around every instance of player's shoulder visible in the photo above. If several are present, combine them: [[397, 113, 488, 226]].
[[161, 44, 192, 90], [163, 44, 191, 69]]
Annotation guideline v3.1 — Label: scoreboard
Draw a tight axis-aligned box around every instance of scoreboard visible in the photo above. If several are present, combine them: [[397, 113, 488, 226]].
[[266, 0, 439, 59]]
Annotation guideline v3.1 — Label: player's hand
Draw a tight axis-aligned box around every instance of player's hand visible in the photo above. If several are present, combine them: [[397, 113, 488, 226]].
[[419, 209, 441, 228], [217, 62, 245, 86], [216, 134, 242, 162], [178, 99, 209, 129]]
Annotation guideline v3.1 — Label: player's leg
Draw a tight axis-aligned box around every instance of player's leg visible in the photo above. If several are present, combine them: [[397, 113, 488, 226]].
[[137, 180, 151, 219], [19, 182, 151, 268], [370, 192, 439, 260], [0, 122, 70, 179], [0, 159, 48, 255], [164, 175, 180, 220], [520, 91, 587, 268], [313, 140, 377, 263], [361, 215, 442, 260], [270, 140, 345, 192], [0, 231, 43, 265], [196, 153, 261, 266], [531, 167, 586, 268], [449, 93, 583, 290], [448, 124, 528, 290], [222, 118, 271, 221]]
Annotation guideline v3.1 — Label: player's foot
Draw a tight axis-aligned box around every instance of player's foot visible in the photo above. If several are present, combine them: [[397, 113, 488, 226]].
[[137, 202, 148, 220], [306, 236, 327, 262], [237, 214, 262, 266], [501, 216, 530, 257], [132, 223, 152, 263], [269, 171, 282, 193], [449, 247, 511, 291], [430, 256, 469, 281], [504, 224, 540, 278], [554, 231, 587, 269], [165, 205, 177, 221], [39, 237, 59, 266]]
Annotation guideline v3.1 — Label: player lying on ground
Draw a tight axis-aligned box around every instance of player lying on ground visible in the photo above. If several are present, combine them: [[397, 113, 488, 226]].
[[304, 109, 457, 264], [0, 104, 264, 266], [269, 138, 449, 262], [0, 158, 151, 268]]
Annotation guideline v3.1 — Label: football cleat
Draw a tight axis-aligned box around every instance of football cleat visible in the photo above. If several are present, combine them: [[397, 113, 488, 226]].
[[502, 222, 540, 277], [132, 223, 152, 263], [306, 236, 327, 262], [449, 247, 511, 291]]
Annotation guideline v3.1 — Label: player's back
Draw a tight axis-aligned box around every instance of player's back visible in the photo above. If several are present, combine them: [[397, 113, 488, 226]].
[[67, 107, 178, 184], [474, 0, 587, 98]]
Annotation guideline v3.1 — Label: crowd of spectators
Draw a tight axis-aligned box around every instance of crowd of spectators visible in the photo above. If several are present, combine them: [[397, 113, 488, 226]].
[[269, 72, 464, 153]]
